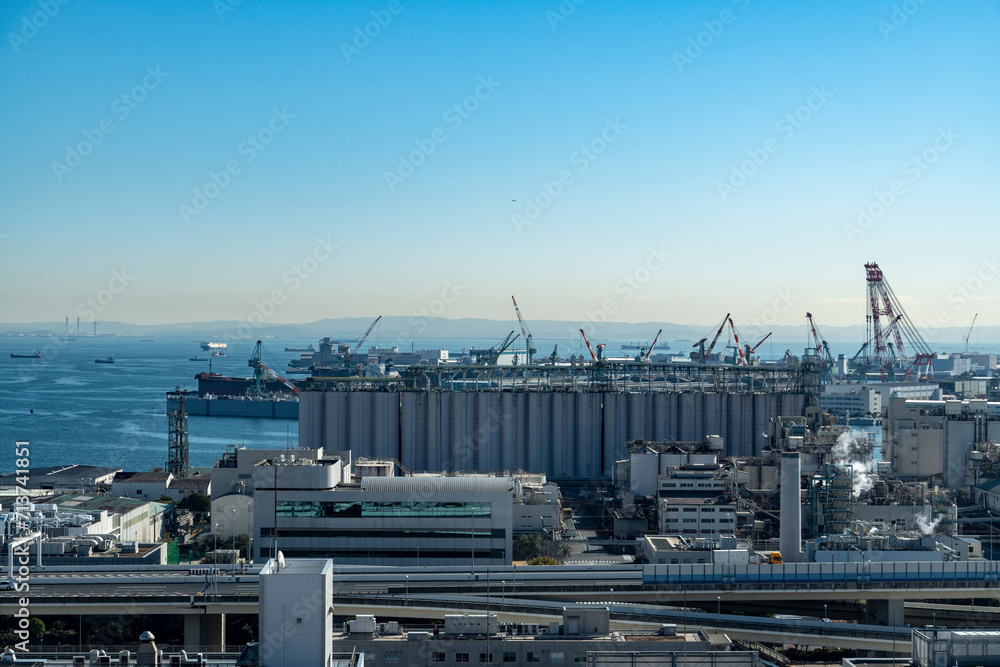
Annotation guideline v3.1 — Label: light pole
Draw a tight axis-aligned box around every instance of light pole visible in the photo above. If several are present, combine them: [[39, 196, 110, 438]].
[[823, 604, 827, 621], [232, 508, 237, 569], [717, 596, 721, 621], [932, 611, 936, 628], [501, 581, 505, 611], [989, 511, 994, 560], [405, 575, 409, 604]]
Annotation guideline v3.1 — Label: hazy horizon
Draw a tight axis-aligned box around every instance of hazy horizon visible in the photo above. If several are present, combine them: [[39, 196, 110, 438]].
[[2, 2, 998, 331]]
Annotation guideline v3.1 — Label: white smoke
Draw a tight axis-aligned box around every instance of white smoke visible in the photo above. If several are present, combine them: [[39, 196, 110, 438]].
[[916, 513, 943, 535], [832, 431, 876, 498]]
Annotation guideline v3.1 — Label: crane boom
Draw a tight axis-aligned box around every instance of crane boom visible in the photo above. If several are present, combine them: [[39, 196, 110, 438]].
[[353, 315, 382, 355], [750, 332, 772, 353], [644, 329, 662, 362], [728, 317, 748, 365], [703, 313, 731, 362], [580, 329, 599, 362], [965, 313, 978, 353], [511, 296, 536, 364]]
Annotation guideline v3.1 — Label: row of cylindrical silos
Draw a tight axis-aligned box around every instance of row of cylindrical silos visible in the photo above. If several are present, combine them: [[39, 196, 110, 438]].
[[299, 390, 806, 479]]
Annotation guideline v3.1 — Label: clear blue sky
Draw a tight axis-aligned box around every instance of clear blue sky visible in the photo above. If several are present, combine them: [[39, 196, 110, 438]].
[[1, 0, 997, 330]]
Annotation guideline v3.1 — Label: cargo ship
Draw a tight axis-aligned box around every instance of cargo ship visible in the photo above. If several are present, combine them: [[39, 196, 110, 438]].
[[200, 341, 228, 351], [167, 340, 300, 419], [10, 349, 43, 359], [285, 344, 316, 352], [94, 357, 116, 364]]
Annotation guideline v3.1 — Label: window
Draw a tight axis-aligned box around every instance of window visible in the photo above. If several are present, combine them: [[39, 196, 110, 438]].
[[480, 653, 494, 663], [502, 652, 517, 663], [551, 652, 565, 663], [683, 519, 696, 523], [432, 652, 446, 663], [136, 489, 142, 495], [683, 508, 697, 513], [574, 652, 587, 663], [456, 653, 470, 663], [526, 651, 541, 663], [385, 653, 399, 664]]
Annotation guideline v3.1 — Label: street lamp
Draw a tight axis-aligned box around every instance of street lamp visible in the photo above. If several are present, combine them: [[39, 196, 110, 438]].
[[717, 596, 721, 621], [610, 588, 614, 611], [405, 575, 409, 604], [823, 604, 827, 621], [501, 581, 505, 610], [232, 508, 237, 569]]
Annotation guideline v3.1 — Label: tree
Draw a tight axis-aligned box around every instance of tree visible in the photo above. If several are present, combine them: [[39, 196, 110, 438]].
[[528, 556, 559, 565], [178, 492, 211, 514], [513, 534, 541, 561]]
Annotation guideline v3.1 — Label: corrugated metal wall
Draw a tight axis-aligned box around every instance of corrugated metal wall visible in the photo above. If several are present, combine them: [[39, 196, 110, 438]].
[[300, 391, 806, 479]]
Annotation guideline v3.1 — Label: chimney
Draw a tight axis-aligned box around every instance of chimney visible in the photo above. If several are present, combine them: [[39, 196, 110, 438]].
[[780, 452, 802, 562]]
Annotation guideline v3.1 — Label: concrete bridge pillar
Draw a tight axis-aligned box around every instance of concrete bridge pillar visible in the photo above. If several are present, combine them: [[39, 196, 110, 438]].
[[184, 613, 226, 652], [866, 599, 904, 627]]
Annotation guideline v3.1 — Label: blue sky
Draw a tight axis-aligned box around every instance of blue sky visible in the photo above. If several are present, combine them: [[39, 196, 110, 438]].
[[1, 0, 998, 330]]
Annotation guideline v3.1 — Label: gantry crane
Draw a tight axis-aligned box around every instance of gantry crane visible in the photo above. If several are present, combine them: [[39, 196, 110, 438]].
[[641, 329, 662, 362], [579, 329, 604, 362], [743, 332, 772, 365], [511, 296, 537, 365]]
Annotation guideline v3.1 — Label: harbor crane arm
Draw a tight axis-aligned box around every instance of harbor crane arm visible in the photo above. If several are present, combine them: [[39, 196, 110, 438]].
[[512, 296, 536, 364], [702, 313, 731, 363], [965, 313, 978, 353], [728, 317, 748, 366], [749, 332, 772, 353], [643, 329, 663, 362], [352, 315, 382, 356], [580, 329, 599, 362]]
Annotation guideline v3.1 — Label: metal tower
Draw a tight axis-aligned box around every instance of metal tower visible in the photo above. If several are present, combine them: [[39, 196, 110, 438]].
[[167, 395, 189, 477]]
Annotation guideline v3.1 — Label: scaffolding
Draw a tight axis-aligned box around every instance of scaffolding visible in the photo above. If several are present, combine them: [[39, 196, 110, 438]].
[[806, 464, 855, 538], [167, 394, 189, 478]]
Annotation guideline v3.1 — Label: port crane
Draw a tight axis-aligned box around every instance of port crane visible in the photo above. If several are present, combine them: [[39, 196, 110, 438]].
[[344, 316, 382, 371], [249, 340, 300, 397], [742, 332, 772, 365], [471, 331, 519, 365], [691, 313, 731, 364], [806, 312, 835, 382], [726, 317, 749, 366], [965, 313, 978, 353], [639, 329, 663, 362], [579, 329, 604, 362], [511, 296, 537, 365]]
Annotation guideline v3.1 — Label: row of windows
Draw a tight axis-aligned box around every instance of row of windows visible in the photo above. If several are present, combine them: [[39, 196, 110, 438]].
[[258, 547, 504, 560], [430, 651, 586, 663], [277, 500, 492, 519], [260, 527, 506, 539]]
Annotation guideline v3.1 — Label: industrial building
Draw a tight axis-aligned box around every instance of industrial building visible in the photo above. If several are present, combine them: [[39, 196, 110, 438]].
[[252, 453, 517, 565], [298, 359, 811, 480]]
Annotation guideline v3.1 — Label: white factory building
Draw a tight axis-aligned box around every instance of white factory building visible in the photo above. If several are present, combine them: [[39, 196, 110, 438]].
[[252, 453, 516, 565]]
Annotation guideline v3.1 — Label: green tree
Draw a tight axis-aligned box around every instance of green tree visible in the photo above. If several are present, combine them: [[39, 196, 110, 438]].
[[513, 534, 541, 561], [528, 556, 559, 565], [178, 492, 211, 514]]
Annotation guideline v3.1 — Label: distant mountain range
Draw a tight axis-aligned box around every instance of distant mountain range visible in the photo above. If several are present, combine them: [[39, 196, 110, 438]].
[[0, 317, 987, 347]]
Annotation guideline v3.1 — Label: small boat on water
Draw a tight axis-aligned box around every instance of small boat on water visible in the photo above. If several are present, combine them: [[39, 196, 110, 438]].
[[10, 350, 43, 359], [212, 351, 225, 357], [190, 356, 206, 361], [94, 357, 116, 364]]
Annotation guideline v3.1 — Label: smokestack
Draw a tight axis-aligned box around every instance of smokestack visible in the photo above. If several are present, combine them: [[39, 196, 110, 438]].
[[94, 322, 98, 336], [65, 316, 69, 335], [780, 452, 802, 562], [76, 316, 80, 335]]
